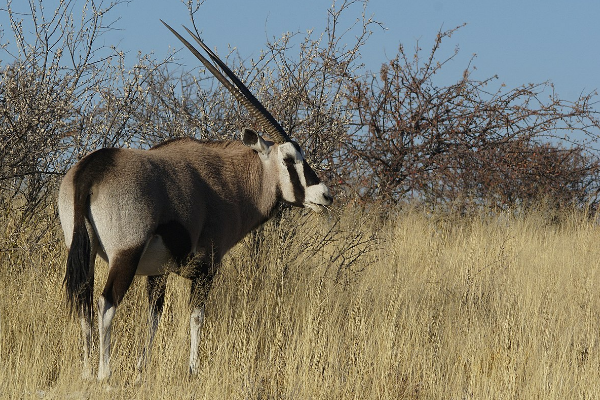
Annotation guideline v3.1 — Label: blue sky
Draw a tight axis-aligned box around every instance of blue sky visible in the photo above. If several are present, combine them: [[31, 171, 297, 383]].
[[2, 0, 599, 101], [114, 0, 600, 101]]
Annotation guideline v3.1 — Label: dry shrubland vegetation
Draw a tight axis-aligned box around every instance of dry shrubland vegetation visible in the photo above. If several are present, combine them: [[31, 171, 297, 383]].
[[2, 205, 600, 398], [2, 0, 600, 398]]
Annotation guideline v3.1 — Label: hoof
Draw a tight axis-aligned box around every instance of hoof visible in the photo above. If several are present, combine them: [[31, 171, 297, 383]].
[[188, 365, 200, 378], [81, 368, 94, 381], [97, 368, 111, 382]]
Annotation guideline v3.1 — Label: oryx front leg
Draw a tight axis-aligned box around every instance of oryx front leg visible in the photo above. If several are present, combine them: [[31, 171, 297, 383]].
[[189, 273, 212, 375], [136, 275, 167, 377], [189, 305, 205, 375]]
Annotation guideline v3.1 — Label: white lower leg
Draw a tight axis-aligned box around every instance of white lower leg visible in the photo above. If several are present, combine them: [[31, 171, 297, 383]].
[[80, 315, 92, 380], [97, 295, 116, 381], [189, 305, 205, 375]]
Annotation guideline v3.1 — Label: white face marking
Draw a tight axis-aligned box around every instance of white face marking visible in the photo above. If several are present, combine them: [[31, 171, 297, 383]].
[[305, 182, 333, 211]]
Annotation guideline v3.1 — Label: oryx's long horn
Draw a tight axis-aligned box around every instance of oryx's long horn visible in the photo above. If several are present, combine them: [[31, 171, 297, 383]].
[[182, 26, 291, 144], [161, 20, 291, 143]]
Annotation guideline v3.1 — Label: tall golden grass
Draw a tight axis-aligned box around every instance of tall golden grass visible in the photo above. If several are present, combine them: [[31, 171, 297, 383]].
[[1, 203, 600, 399]]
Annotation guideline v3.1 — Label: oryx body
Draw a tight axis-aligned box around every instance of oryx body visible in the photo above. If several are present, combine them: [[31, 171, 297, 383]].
[[59, 23, 332, 381]]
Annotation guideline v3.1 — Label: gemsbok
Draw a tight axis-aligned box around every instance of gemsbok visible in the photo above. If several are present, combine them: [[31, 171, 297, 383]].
[[59, 21, 333, 381]]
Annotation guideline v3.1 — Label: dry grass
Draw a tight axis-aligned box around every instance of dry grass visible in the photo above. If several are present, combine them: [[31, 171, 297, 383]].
[[1, 203, 600, 399]]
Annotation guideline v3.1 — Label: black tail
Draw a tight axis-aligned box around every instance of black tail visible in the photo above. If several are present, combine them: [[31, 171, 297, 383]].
[[64, 210, 94, 319]]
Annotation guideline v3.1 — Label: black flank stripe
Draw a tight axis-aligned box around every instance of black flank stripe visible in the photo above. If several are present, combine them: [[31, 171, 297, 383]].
[[155, 221, 192, 265]]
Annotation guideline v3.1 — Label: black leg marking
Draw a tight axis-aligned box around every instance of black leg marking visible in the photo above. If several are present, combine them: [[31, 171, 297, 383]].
[[190, 272, 213, 310], [137, 275, 168, 376], [302, 160, 321, 186], [147, 275, 167, 317]]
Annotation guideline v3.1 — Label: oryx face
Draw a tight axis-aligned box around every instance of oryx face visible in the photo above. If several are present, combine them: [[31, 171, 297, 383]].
[[243, 128, 333, 211], [277, 141, 333, 211]]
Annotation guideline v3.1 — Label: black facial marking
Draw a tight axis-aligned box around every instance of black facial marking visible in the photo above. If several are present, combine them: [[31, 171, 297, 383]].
[[302, 160, 321, 186], [155, 221, 192, 265], [286, 162, 305, 206], [283, 156, 295, 166]]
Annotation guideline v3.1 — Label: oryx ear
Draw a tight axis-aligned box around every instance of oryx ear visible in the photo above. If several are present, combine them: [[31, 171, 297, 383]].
[[242, 128, 271, 156]]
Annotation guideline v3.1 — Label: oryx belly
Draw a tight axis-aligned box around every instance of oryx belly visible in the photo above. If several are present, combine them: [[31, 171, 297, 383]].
[[136, 235, 178, 276]]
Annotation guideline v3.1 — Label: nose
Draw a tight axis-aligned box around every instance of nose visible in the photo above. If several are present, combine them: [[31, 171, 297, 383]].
[[323, 193, 333, 205]]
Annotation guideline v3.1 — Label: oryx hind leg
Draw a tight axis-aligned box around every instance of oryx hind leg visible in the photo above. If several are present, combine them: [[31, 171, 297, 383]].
[[136, 274, 167, 377], [97, 246, 144, 381], [80, 307, 93, 380]]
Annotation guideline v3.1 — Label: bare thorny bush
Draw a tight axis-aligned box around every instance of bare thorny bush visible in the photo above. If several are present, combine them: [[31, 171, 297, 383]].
[[1, 0, 600, 246], [0, 0, 111, 244], [342, 25, 600, 210], [0, 0, 169, 236]]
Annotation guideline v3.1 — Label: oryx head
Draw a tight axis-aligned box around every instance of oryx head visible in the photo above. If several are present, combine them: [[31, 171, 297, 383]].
[[241, 128, 332, 211], [162, 21, 333, 211]]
